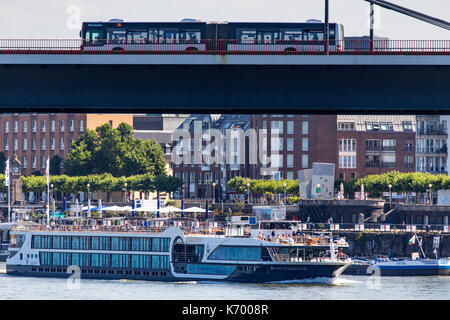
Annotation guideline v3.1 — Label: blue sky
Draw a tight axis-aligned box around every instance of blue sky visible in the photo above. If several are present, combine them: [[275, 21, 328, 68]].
[[0, 0, 448, 39]]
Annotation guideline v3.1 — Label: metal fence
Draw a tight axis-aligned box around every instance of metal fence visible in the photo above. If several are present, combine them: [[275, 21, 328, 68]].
[[0, 39, 449, 55]]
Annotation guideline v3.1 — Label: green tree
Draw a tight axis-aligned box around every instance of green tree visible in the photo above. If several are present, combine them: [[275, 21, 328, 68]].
[[64, 123, 166, 177]]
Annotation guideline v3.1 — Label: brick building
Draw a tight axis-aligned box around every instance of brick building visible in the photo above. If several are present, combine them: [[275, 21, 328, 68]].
[[0, 113, 133, 175], [171, 114, 337, 200], [251, 114, 337, 180], [336, 115, 416, 181]]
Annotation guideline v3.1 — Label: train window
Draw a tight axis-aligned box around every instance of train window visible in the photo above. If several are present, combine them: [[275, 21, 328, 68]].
[[237, 29, 256, 43], [257, 31, 278, 44], [280, 29, 302, 41], [127, 30, 148, 43], [180, 30, 201, 42], [107, 29, 127, 43], [159, 28, 180, 43]]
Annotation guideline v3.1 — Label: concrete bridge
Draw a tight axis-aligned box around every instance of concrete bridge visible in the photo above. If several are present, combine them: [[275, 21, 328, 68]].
[[0, 52, 449, 113]]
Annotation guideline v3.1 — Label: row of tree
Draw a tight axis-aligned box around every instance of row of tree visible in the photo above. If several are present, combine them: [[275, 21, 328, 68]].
[[227, 176, 299, 196], [228, 171, 450, 200], [0, 173, 182, 195]]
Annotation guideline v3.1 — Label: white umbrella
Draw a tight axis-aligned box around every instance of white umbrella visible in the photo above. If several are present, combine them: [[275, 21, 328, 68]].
[[156, 206, 183, 213], [361, 184, 365, 200], [104, 205, 123, 211], [121, 206, 133, 212], [183, 206, 206, 213], [133, 206, 158, 212]]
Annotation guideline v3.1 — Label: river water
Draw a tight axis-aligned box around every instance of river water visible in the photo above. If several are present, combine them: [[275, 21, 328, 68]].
[[0, 263, 449, 300]]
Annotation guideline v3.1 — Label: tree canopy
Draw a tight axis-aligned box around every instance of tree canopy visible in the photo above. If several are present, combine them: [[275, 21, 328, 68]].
[[64, 123, 166, 177]]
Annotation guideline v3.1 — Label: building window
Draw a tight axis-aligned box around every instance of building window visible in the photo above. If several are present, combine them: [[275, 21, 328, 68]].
[[271, 154, 283, 168], [31, 121, 36, 132], [22, 138, 27, 151], [382, 139, 396, 151], [51, 120, 55, 132], [339, 155, 356, 168], [69, 138, 74, 149], [350, 172, 356, 180], [41, 120, 46, 132], [286, 171, 294, 180], [271, 121, 283, 134], [41, 156, 46, 168], [302, 137, 308, 152], [69, 120, 74, 132], [365, 122, 373, 131], [287, 138, 294, 152], [404, 156, 414, 169], [50, 138, 55, 151], [60, 120, 65, 132], [302, 154, 308, 168], [32, 157, 36, 168], [338, 172, 344, 180], [4, 139, 8, 151], [13, 139, 18, 151], [13, 121, 18, 133], [32, 138, 36, 151], [23, 157, 27, 169], [302, 121, 308, 134], [79, 120, 84, 132], [287, 154, 293, 168], [405, 142, 413, 152], [287, 121, 294, 134], [387, 122, 394, 131], [41, 138, 46, 150], [339, 139, 356, 152], [4, 121, 9, 133], [60, 138, 65, 150], [271, 137, 283, 152], [403, 121, 413, 131], [337, 122, 355, 131]]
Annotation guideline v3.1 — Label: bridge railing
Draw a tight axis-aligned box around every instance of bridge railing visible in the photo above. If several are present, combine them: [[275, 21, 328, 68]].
[[0, 39, 449, 54]]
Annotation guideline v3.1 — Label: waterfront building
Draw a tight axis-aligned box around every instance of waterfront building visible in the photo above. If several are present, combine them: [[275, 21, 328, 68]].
[[172, 114, 252, 201], [0, 114, 133, 176], [336, 115, 416, 182], [415, 115, 448, 174], [251, 114, 337, 181]]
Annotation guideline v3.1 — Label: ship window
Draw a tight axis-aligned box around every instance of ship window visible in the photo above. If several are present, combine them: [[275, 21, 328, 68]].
[[208, 246, 261, 261]]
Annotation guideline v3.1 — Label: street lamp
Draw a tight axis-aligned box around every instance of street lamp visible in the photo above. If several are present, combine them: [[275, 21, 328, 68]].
[[247, 183, 251, 204], [124, 182, 128, 203], [212, 182, 216, 204], [87, 183, 91, 215], [388, 184, 392, 207], [428, 184, 433, 205]]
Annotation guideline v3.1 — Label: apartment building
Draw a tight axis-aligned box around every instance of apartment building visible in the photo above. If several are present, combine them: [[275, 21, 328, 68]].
[[0, 114, 133, 175], [415, 115, 448, 174], [336, 115, 416, 181]]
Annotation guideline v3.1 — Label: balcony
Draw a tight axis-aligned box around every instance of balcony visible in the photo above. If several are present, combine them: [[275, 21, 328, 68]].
[[365, 146, 381, 152], [365, 161, 396, 168], [416, 146, 447, 154], [381, 146, 396, 152], [416, 129, 448, 136]]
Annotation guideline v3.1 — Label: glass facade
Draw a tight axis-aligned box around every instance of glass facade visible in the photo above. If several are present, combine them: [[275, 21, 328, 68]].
[[208, 246, 261, 261]]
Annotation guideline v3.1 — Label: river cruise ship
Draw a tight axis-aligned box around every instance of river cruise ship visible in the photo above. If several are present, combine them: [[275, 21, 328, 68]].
[[5, 224, 350, 282]]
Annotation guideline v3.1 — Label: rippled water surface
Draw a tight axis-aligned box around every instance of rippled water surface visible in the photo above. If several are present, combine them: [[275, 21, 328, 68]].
[[1, 263, 449, 300]]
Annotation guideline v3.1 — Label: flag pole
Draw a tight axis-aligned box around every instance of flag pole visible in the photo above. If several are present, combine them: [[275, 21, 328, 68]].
[[46, 156, 50, 224], [5, 158, 10, 223]]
